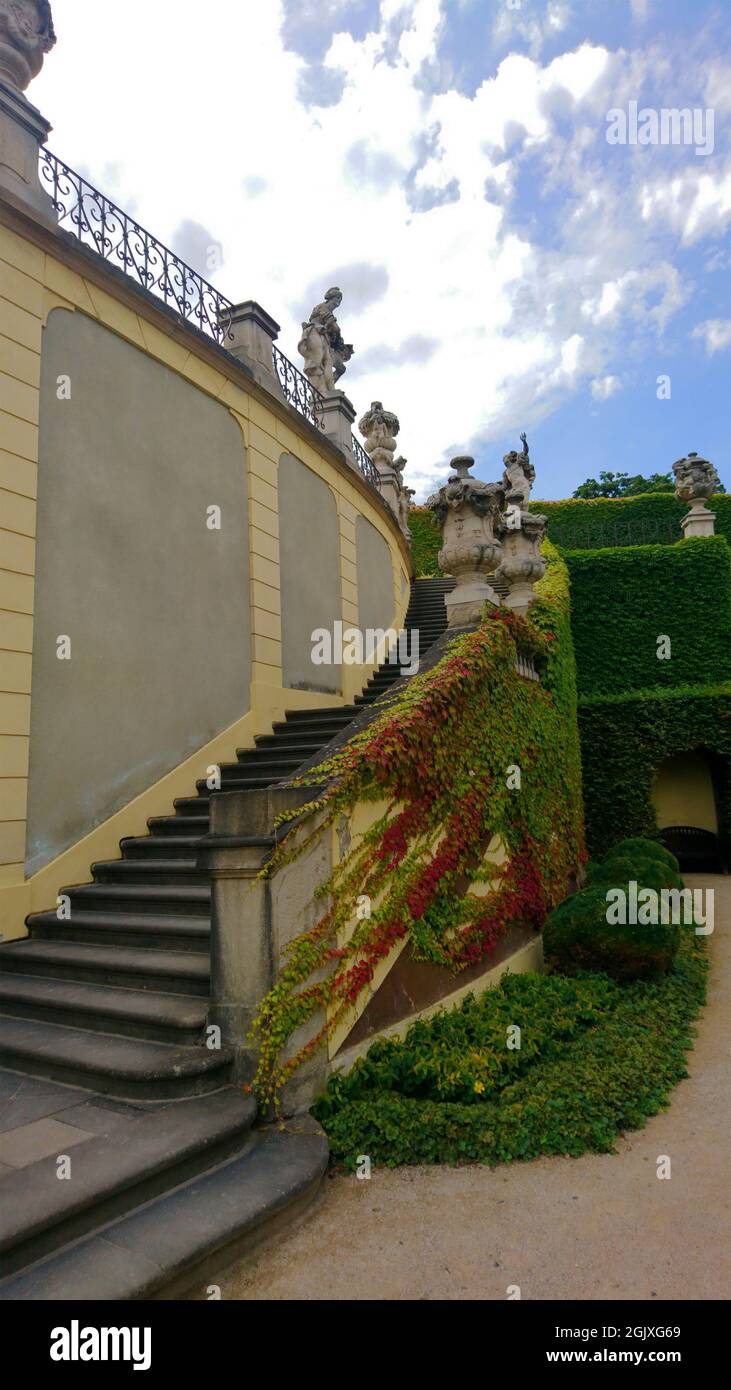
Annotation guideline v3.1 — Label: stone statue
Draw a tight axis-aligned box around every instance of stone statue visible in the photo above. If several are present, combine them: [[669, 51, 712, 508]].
[[427, 457, 505, 625], [0, 0, 55, 90], [400, 484, 415, 539], [298, 286, 353, 392], [672, 451, 719, 538], [494, 433, 546, 612], [358, 401, 400, 470], [501, 431, 535, 508]]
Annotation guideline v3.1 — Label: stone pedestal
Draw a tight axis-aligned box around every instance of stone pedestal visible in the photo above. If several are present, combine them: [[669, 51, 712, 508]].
[[680, 500, 716, 538], [496, 510, 547, 615], [445, 578, 500, 627], [0, 77, 54, 221], [225, 299, 282, 396], [0, 1, 57, 222], [321, 389, 357, 463], [200, 783, 312, 1080]]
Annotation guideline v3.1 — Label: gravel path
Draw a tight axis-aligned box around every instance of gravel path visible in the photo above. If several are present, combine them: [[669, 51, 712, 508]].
[[206, 875, 729, 1301]]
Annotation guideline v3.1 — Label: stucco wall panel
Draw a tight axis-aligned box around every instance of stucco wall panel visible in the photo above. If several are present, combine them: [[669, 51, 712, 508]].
[[26, 309, 251, 872], [279, 453, 341, 694], [356, 513, 396, 635]]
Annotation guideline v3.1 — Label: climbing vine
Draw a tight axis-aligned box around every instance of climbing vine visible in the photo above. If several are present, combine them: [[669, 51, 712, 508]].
[[251, 546, 584, 1105]]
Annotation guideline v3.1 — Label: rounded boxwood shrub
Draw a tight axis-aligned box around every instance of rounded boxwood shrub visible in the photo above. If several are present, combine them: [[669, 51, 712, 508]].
[[544, 884, 680, 980], [587, 855, 683, 892], [604, 837, 680, 874]]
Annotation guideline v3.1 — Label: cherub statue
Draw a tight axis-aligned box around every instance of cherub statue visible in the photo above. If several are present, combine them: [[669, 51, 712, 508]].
[[502, 432, 535, 507]]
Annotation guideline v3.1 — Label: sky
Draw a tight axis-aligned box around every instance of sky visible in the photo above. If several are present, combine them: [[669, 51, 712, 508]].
[[31, 0, 731, 500]]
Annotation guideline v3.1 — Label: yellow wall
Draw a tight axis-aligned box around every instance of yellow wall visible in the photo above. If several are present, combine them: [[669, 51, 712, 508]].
[[0, 212, 410, 940], [652, 752, 718, 834]]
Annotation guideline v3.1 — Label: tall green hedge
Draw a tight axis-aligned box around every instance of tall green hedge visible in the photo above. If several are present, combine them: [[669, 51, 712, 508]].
[[409, 506, 442, 576], [531, 492, 731, 549], [579, 684, 731, 860], [564, 536, 731, 697]]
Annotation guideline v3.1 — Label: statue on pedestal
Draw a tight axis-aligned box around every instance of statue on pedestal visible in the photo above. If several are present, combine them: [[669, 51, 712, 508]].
[[495, 434, 546, 612], [358, 401, 400, 470], [298, 287, 353, 393], [672, 452, 719, 538]]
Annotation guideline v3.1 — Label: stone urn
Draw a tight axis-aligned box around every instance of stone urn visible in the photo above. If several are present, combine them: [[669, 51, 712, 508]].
[[0, 0, 55, 92], [495, 509, 547, 613], [672, 452, 719, 538], [427, 456, 504, 626]]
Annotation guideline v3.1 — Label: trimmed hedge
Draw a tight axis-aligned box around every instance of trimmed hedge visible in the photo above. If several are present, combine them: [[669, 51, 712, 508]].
[[532, 491, 731, 550], [605, 837, 679, 872], [564, 536, 731, 697], [578, 684, 731, 860], [409, 506, 442, 576], [586, 856, 682, 891], [313, 931, 706, 1167], [543, 883, 680, 979]]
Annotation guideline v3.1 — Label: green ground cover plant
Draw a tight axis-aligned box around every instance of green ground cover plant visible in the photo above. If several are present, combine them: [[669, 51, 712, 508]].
[[313, 928, 706, 1168]]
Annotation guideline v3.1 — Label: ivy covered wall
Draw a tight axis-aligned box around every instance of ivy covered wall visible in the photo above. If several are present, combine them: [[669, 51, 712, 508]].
[[252, 545, 585, 1102], [566, 534, 731, 860], [564, 537, 731, 697]]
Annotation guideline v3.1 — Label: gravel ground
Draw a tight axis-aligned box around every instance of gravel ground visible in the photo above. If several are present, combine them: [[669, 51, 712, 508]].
[[203, 875, 730, 1301]]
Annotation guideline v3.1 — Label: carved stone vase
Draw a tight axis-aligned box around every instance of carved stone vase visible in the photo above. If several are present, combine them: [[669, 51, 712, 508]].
[[427, 457, 504, 626]]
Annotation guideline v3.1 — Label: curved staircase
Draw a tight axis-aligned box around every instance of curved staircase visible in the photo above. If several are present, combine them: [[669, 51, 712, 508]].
[[0, 579, 454, 1298]]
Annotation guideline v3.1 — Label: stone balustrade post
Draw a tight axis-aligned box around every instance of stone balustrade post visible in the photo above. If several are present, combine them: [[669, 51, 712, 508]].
[[199, 782, 313, 1080], [224, 300, 283, 397], [321, 388, 357, 463], [0, 0, 57, 221]]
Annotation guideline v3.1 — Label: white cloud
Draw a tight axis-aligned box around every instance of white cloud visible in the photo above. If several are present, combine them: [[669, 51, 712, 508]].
[[591, 374, 621, 400], [640, 162, 731, 244], [30, 0, 715, 498], [692, 319, 731, 355]]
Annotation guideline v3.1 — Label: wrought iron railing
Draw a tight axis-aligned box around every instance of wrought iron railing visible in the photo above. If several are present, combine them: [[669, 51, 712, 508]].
[[39, 147, 235, 345], [351, 434, 382, 491], [272, 343, 324, 429], [38, 147, 385, 500]]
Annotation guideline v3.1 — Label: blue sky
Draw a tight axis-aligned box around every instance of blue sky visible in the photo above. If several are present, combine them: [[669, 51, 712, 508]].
[[33, 0, 730, 498]]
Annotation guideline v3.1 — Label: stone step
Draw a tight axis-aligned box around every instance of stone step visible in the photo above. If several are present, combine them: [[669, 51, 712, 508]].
[[147, 814, 210, 836], [27, 908, 210, 954], [0, 1121, 328, 1301], [120, 835, 206, 861], [92, 857, 207, 886], [223, 760, 303, 781], [64, 882, 210, 918], [0, 1087, 257, 1278], [0, 1015, 232, 1099], [283, 705, 357, 722], [252, 735, 328, 753], [195, 774, 287, 796], [0, 974, 207, 1044], [0, 939, 210, 994]]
